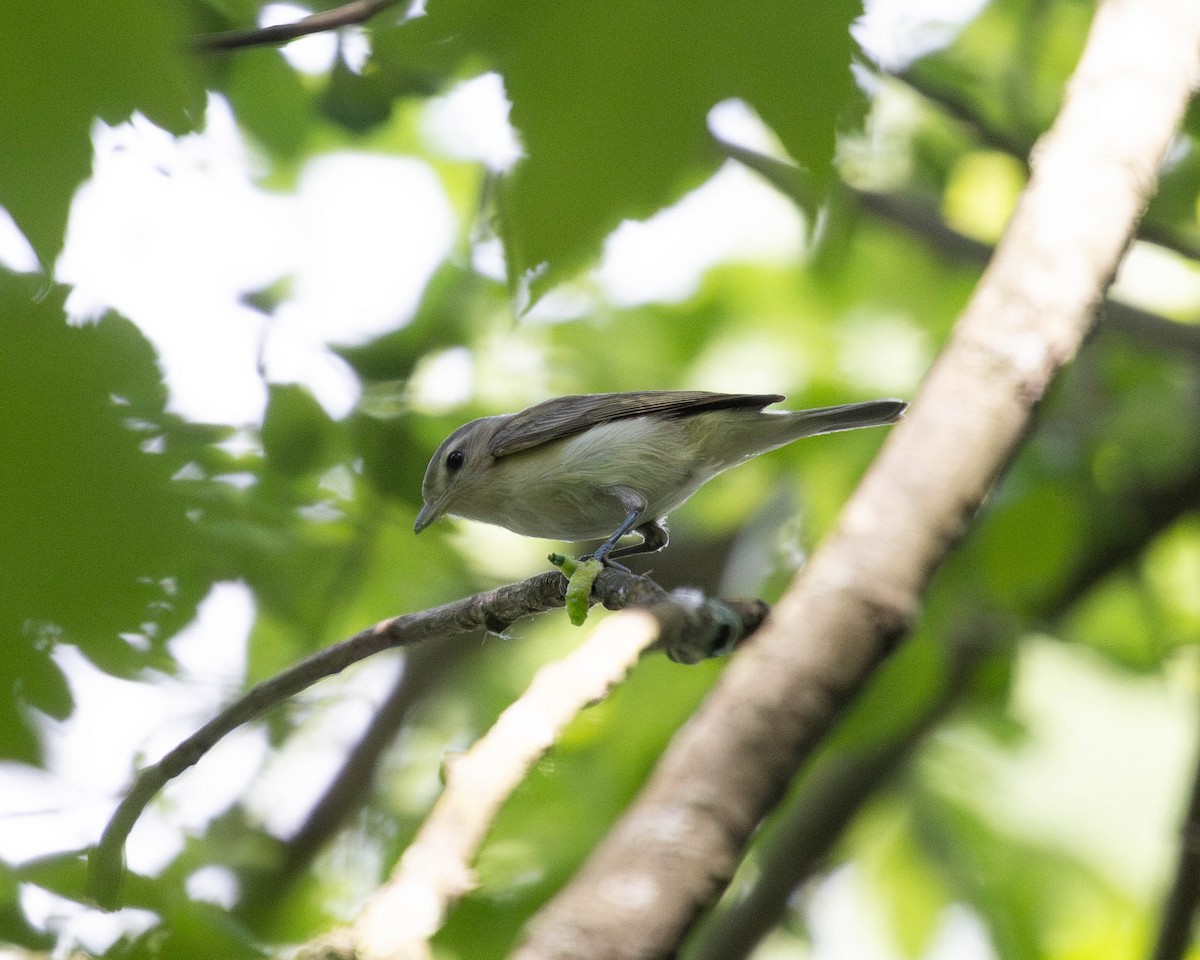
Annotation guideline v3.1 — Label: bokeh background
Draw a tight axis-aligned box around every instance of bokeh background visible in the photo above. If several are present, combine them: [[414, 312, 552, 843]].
[[3, 0, 1200, 957]]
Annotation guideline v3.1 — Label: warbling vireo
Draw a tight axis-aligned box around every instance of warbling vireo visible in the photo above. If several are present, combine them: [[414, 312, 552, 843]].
[[415, 391, 905, 562]]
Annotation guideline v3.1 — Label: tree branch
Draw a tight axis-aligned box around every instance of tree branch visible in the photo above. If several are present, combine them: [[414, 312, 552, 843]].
[[1152, 701, 1200, 960], [719, 143, 1200, 362], [293, 599, 766, 960], [686, 442, 1200, 958], [195, 0, 399, 53], [88, 569, 763, 907], [265, 634, 477, 897], [511, 2, 1200, 957], [684, 621, 993, 960]]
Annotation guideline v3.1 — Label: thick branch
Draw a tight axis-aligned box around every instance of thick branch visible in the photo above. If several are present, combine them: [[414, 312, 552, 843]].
[[88, 569, 761, 906], [687, 446, 1200, 960], [685, 621, 992, 960], [196, 0, 398, 53], [511, 3, 1200, 958]]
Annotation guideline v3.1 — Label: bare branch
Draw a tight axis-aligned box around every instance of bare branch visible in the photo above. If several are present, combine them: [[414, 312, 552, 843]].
[[88, 568, 764, 908], [511, 2, 1200, 957], [196, 0, 399, 53], [349, 611, 666, 960], [263, 634, 478, 899], [291, 600, 766, 960]]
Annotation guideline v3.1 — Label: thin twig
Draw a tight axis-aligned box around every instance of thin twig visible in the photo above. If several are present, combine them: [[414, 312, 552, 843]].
[[88, 568, 764, 907], [294, 600, 767, 960], [88, 569, 573, 905], [195, 0, 399, 53], [350, 611, 667, 960]]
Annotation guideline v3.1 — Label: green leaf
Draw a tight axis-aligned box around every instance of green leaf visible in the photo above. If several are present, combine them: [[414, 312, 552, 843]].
[[913, 787, 1138, 960], [0, 859, 53, 949], [393, 0, 861, 303], [0, 276, 218, 759], [857, 799, 951, 957], [261, 383, 337, 477], [222, 48, 313, 161], [0, 0, 206, 265]]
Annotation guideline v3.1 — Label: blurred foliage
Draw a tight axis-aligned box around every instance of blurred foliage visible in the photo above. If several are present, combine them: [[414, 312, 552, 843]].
[[1, 0, 1200, 958], [0, 1, 205, 266]]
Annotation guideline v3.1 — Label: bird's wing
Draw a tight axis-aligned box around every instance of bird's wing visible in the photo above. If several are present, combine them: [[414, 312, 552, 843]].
[[488, 391, 784, 457]]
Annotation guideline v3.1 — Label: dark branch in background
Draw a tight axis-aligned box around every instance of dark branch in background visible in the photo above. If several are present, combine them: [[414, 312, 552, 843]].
[[286, 637, 473, 867], [511, 2, 1200, 956], [89, 569, 765, 907], [685, 621, 994, 960], [195, 0, 399, 53], [1153, 704, 1200, 960], [238, 631, 479, 917], [1101, 303, 1200, 361], [715, 134, 1200, 360], [890, 65, 1200, 264], [854, 189, 993, 262], [892, 65, 1037, 169], [853, 188, 1200, 358], [1042, 461, 1200, 617]]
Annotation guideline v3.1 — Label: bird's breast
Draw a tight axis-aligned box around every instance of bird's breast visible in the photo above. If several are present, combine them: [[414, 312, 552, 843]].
[[458, 417, 702, 541]]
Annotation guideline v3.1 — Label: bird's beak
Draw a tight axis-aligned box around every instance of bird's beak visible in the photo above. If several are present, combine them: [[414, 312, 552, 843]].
[[413, 499, 444, 534]]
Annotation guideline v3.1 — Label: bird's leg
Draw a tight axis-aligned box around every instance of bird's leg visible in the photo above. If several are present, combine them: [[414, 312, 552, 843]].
[[591, 508, 644, 565], [590, 486, 652, 566], [608, 520, 669, 560]]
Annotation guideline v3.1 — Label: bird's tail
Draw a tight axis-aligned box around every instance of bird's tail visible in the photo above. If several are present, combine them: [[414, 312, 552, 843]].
[[701, 397, 906, 468], [782, 398, 907, 437]]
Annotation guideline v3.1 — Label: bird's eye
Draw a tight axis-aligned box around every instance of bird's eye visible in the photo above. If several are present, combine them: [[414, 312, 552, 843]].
[[446, 450, 465, 471]]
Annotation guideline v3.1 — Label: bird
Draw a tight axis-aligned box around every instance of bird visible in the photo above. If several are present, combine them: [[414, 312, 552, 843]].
[[414, 391, 905, 563]]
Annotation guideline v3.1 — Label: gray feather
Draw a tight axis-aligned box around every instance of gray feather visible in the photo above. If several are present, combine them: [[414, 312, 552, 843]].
[[488, 391, 784, 458]]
